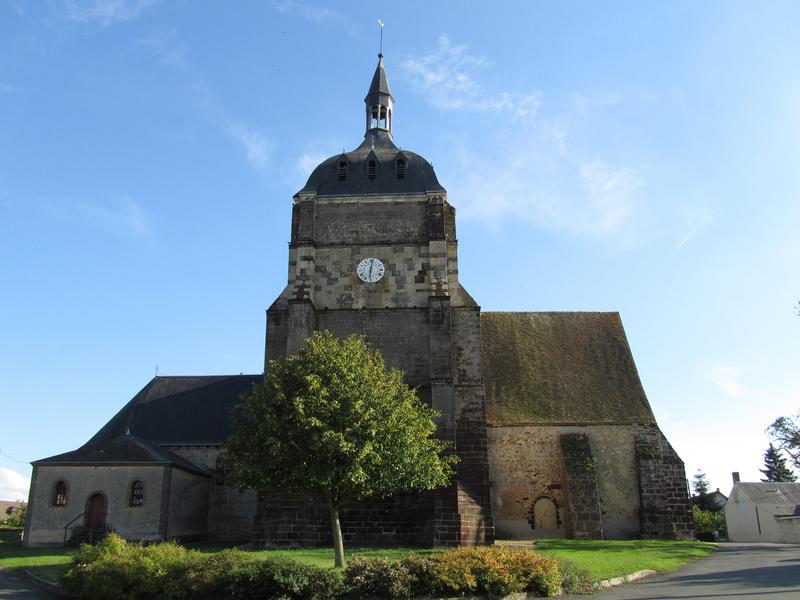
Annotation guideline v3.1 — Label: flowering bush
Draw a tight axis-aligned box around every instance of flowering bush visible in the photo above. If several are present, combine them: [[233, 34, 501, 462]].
[[346, 546, 563, 598], [62, 534, 194, 599]]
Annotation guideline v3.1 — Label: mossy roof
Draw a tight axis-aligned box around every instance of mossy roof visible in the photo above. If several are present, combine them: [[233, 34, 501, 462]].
[[481, 312, 656, 426]]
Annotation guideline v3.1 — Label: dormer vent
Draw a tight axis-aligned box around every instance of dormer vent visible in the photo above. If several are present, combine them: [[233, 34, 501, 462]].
[[338, 161, 348, 181], [396, 158, 406, 179], [368, 160, 376, 180]]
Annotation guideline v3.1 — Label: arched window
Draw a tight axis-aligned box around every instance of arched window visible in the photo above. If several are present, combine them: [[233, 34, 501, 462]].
[[395, 158, 406, 179], [337, 161, 348, 181], [368, 160, 376, 180], [130, 481, 144, 507], [52, 481, 68, 506]]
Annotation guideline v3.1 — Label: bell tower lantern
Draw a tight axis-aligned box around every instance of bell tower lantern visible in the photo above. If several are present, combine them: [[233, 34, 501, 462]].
[[365, 53, 393, 136]]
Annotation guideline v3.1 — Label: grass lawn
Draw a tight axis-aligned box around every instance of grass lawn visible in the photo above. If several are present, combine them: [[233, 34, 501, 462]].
[[0, 529, 73, 583], [1, 527, 716, 588], [536, 539, 718, 581]]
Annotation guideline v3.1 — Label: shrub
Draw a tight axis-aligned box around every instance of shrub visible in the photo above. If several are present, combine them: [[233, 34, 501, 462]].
[[62, 533, 196, 600], [398, 553, 437, 598], [225, 557, 344, 600], [556, 559, 594, 595], [429, 546, 562, 598], [181, 548, 256, 599], [344, 556, 414, 599], [692, 505, 726, 533]]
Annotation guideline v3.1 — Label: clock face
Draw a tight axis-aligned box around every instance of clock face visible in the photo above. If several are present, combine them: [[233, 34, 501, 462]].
[[356, 257, 385, 283]]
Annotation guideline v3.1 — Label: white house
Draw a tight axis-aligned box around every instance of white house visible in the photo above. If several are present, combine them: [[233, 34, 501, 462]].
[[725, 482, 800, 543]]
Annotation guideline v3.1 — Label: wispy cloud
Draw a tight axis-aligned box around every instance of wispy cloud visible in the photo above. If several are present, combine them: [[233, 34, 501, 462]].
[[400, 35, 541, 117], [0, 467, 30, 501], [273, 0, 343, 24], [450, 147, 643, 240], [138, 31, 273, 173], [675, 205, 712, 251], [42, 196, 152, 237], [399, 35, 647, 242], [225, 121, 273, 171], [708, 365, 746, 397], [296, 152, 326, 176], [138, 29, 186, 67], [60, 0, 157, 26]]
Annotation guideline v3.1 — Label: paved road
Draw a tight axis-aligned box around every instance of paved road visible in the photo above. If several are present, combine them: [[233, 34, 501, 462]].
[[0, 569, 62, 599], [564, 543, 800, 600]]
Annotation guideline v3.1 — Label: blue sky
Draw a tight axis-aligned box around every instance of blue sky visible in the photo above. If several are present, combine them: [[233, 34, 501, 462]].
[[1, 0, 799, 501]]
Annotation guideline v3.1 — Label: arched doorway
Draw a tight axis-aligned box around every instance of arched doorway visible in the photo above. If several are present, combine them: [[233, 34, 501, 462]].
[[85, 493, 107, 532], [528, 496, 564, 538], [532, 497, 558, 529]]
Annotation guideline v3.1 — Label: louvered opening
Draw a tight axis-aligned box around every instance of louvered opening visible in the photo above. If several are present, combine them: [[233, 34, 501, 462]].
[[368, 160, 376, 180], [337, 161, 348, 181], [396, 158, 406, 179]]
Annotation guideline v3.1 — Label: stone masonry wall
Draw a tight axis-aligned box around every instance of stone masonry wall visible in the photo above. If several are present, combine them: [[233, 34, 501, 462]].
[[255, 491, 434, 547], [25, 465, 167, 546], [635, 429, 694, 539], [170, 446, 257, 542], [560, 433, 603, 539], [487, 427, 566, 539], [260, 191, 494, 548], [451, 307, 494, 545]]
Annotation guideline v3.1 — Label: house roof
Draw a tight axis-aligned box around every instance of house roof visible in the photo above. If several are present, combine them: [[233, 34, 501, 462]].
[[88, 375, 262, 446], [33, 434, 209, 477], [481, 312, 657, 426], [732, 482, 800, 517]]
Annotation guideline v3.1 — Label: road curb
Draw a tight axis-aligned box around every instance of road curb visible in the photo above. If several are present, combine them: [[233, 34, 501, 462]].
[[22, 568, 74, 597], [597, 569, 657, 588]]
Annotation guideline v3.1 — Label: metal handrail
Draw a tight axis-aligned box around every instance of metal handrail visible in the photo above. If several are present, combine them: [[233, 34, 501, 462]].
[[63, 512, 84, 546]]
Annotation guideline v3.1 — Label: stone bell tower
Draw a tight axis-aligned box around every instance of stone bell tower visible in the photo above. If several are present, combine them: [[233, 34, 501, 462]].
[[261, 54, 494, 547]]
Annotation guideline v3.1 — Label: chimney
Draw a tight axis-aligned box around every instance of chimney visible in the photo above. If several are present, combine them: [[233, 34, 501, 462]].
[[732, 472, 740, 484]]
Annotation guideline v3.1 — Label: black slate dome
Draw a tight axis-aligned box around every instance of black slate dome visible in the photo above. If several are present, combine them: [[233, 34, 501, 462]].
[[299, 131, 445, 196], [299, 54, 445, 197]]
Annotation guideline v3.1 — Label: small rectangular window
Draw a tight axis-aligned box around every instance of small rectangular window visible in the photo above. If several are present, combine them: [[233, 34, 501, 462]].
[[130, 481, 144, 506]]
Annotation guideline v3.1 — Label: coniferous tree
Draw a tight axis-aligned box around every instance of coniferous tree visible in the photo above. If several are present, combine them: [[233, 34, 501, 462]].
[[692, 469, 710, 496], [760, 443, 797, 482]]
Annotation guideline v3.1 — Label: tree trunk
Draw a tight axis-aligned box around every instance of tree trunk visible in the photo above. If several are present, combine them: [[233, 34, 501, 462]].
[[328, 503, 345, 568]]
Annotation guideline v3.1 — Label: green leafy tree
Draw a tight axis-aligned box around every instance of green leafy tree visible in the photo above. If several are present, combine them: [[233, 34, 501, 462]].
[[692, 505, 726, 533], [223, 331, 456, 568], [692, 469, 710, 496], [760, 443, 797, 482], [3, 502, 26, 528], [767, 413, 800, 469]]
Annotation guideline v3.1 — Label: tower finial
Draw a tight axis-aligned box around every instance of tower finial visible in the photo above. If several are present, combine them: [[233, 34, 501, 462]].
[[378, 19, 384, 56]]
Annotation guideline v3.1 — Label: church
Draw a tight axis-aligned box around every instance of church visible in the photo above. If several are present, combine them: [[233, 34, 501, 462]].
[[24, 54, 693, 547]]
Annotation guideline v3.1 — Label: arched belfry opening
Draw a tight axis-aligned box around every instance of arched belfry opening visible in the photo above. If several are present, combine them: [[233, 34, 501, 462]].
[[365, 53, 394, 137]]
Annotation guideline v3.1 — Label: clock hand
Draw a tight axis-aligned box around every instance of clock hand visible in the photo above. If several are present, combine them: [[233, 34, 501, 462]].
[[368, 261, 374, 279]]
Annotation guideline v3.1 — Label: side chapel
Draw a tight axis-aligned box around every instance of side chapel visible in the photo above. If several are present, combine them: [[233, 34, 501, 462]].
[[25, 54, 693, 547]]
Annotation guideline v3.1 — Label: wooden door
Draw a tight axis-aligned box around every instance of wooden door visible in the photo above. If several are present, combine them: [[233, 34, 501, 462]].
[[86, 493, 106, 530]]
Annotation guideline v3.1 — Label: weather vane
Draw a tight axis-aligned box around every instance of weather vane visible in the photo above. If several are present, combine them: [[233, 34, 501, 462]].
[[378, 19, 384, 55]]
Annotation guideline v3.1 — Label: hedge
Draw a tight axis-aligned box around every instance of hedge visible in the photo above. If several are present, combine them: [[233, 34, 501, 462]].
[[62, 534, 588, 599]]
